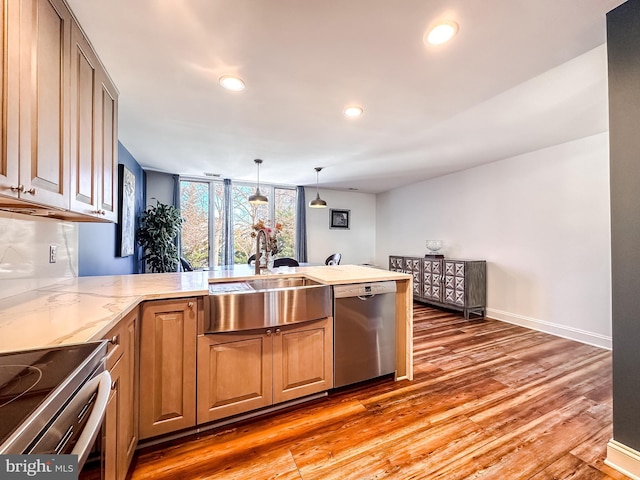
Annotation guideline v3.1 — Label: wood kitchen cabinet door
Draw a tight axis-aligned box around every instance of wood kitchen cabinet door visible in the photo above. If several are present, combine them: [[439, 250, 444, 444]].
[[68, 18, 118, 221], [95, 70, 118, 222], [197, 332, 273, 423], [68, 20, 98, 217], [273, 317, 333, 404], [17, 0, 71, 209], [102, 308, 138, 480], [139, 299, 197, 439], [0, 0, 20, 196]]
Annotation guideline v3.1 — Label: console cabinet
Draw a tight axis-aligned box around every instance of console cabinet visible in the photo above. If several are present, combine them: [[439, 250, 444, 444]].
[[390, 256, 486, 319]]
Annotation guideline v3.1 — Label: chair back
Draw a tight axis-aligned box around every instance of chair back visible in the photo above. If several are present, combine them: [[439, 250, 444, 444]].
[[247, 254, 256, 265], [273, 257, 299, 267], [325, 253, 342, 265], [180, 257, 194, 272]]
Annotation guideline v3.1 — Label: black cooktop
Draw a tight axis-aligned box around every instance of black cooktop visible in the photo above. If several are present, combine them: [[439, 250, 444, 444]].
[[0, 342, 106, 453]]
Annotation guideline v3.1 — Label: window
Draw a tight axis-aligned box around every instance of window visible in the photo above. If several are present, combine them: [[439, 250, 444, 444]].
[[180, 180, 210, 269], [180, 179, 297, 268]]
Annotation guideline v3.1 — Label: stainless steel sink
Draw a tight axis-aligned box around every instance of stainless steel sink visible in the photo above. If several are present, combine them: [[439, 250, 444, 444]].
[[206, 276, 330, 332]]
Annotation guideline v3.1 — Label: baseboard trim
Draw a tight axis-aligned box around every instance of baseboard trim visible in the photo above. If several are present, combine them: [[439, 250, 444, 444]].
[[486, 308, 611, 350], [606, 439, 640, 480]]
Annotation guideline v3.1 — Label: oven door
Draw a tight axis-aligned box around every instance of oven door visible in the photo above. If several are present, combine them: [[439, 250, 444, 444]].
[[27, 365, 111, 470]]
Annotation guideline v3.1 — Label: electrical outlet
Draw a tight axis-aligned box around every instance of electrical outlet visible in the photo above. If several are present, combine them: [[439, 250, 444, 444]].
[[49, 245, 57, 263]]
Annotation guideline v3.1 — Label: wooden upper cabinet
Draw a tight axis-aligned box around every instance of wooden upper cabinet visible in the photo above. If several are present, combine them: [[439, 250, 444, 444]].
[[18, 0, 71, 209], [0, 0, 20, 196], [69, 20, 97, 217], [0, 0, 118, 220], [96, 71, 118, 222], [68, 18, 118, 221]]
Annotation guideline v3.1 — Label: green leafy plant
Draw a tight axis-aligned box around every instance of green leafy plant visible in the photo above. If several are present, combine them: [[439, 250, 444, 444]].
[[136, 200, 183, 273]]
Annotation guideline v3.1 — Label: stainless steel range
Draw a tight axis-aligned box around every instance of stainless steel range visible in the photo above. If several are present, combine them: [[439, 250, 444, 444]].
[[0, 341, 110, 469]]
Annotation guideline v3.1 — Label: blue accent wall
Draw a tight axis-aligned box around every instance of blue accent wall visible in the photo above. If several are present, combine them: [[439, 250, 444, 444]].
[[78, 142, 146, 276]]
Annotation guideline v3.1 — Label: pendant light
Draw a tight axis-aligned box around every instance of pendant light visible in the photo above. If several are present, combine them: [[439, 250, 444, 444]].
[[309, 167, 327, 208], [248, 159, 268, 205]]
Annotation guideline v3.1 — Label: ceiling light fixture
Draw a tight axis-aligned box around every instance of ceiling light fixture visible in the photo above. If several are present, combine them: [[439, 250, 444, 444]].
[[425, 21, 458, 45], [248, 159, 268, 205], [219, 75, 245, 91], [344, 105, 364, 118], [309, 167, 327, 208]]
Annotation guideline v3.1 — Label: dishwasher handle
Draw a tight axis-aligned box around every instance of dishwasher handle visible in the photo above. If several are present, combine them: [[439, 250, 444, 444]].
[[333, 281, 397, 299], [357, 294, 375, 300]]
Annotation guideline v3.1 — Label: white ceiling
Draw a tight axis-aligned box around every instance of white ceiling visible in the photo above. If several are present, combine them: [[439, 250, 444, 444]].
[[67, 0, 625, 193]]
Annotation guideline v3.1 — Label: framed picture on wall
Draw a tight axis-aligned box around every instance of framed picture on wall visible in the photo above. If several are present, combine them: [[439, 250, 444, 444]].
[[330, 209, 350, 229], [118, 165, 136, 257]]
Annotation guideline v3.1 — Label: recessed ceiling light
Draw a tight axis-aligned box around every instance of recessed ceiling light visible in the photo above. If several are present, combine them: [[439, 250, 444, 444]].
[[219, 75, 245, 91], [425, 21, 458, 45], [344, 105, 364, 117]]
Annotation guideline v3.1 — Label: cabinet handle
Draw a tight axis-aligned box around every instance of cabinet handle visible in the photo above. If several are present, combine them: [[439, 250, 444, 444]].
[[188, 301, 194, 309], [275, 328, 281, 335], [111, 380, 117, 390], [108, 335, 118, 345], [24, 187, 36, 195], [10, 185, 24, 192], [266, 329, 272, 336]]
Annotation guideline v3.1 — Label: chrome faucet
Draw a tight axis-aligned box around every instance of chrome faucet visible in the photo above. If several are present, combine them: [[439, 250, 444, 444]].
[[254, 229, 268, 275]]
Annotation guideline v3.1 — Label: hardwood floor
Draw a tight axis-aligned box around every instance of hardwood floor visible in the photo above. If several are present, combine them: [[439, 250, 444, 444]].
[[128, 303, 627, 479]]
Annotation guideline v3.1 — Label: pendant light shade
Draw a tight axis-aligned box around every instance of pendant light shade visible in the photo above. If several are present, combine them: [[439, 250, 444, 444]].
[[248, 159, 268, 205], [309, 167, 327, 208]]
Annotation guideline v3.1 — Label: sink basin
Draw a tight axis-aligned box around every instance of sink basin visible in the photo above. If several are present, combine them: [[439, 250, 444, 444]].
[[245, 277, 321, 290], [206, 276, 330, 333]]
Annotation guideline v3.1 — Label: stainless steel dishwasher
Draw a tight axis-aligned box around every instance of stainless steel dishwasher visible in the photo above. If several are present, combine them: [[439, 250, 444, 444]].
[[333, 281, 397, 388]]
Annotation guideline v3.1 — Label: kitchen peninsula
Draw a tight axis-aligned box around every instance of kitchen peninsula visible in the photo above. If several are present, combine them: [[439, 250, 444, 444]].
[[0, 265, 412, 378], [0, 265, 412, 478]]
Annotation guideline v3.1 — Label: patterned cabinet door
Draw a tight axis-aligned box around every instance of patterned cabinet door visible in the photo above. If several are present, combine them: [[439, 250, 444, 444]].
[[403, 258, 422, 296], [389, 256, 403, 272], [422, 259, 442, 301], [444, 261, 465, 306]]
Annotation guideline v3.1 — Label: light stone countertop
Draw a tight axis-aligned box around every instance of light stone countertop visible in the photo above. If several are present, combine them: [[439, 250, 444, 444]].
[[0, 265, 410, 353]]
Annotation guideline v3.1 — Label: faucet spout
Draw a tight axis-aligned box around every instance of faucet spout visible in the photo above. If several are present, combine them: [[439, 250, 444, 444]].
[[254, 229, 268, 275]]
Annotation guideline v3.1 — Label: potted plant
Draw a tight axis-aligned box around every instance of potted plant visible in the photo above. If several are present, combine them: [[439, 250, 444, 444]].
[[136, 200, 183, 273]]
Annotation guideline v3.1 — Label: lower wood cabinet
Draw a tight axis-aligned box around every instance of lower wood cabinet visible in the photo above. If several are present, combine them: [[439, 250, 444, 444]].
[[197, 317, 333, 423], [139, 298, 199, 439], [102, 307, 138, 480]]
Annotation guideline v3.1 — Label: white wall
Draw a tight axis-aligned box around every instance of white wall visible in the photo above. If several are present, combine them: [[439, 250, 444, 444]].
[[376, 132, 612, 348], [305, 187, 376, 265], [0, 211, 78, 300]]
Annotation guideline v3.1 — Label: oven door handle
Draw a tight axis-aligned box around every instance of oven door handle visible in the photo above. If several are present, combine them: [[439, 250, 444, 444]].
[[71, 370, 112, 468]]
